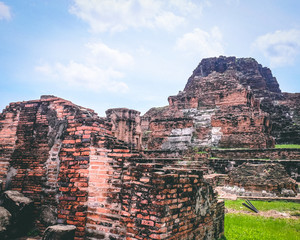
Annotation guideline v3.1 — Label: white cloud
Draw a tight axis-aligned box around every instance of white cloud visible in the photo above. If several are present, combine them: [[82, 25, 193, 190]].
[[35, 42, 133, 93], [175, 27, 225, 58], [0, 2, 11, 20], [154, 12, 185, 31], [69, 0, 203, 32], [86, 42, 134, 68], [253, 29, 300, 67]]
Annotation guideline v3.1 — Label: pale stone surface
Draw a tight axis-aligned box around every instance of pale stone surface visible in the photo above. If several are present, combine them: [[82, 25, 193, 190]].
[[42, 225, 76, 240]]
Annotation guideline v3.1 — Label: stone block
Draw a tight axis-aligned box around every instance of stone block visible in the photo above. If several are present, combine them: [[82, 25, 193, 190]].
[[0, 190, 34, 237], [42, 224, 76, 240]]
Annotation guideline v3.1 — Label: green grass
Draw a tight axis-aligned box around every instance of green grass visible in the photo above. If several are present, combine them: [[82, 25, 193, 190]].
[[275, 144, 300, 149], [221, 200, 300, 239], [223, 213, 300, 240], [225, 200, 300, 213]]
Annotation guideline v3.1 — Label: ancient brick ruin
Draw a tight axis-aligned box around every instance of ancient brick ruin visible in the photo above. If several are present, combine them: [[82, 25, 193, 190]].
[[141, 57, 276, 150], [0, 96, 224, 239], [0, 56, 299, 239]]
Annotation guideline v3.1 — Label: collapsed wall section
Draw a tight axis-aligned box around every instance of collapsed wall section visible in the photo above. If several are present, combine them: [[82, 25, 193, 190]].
[[0, 97, 75, 211]]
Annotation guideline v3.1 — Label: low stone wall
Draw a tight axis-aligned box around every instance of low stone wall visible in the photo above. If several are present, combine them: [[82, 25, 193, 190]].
[[209, 149, 300, 182], [227, 163, 297, 197], [209, 159, 300, 182]]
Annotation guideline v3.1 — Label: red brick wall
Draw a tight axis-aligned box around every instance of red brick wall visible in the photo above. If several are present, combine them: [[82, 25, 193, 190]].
[[117, 158, 224, 240], [56, 115, 117, 239], [85, 147, 138, 239], [84, 153, 224, 240]]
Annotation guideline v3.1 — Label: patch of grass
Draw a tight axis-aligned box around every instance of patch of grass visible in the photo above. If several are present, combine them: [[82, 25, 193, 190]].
[[275, 144, 300, 149], [224, 213, 300, 240], [225, 200, 300, 213]]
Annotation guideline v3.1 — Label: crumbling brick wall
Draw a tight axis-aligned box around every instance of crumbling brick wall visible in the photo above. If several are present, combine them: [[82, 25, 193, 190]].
[[84, 155, 224, 240], [0, 96, 224, 240], [0, 96, 110, 237]]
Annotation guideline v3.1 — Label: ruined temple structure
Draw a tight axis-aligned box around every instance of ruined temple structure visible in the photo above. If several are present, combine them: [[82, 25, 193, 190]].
[[140, 56, 299, 150], [190, 56, 300, 145], [0, 56, 300, 239], [141, 57, 275, 150], [0, 96, 224, 239]]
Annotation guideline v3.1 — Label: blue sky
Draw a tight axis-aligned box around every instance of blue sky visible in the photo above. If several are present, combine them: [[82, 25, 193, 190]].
[[1, 0, 300, 116]]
